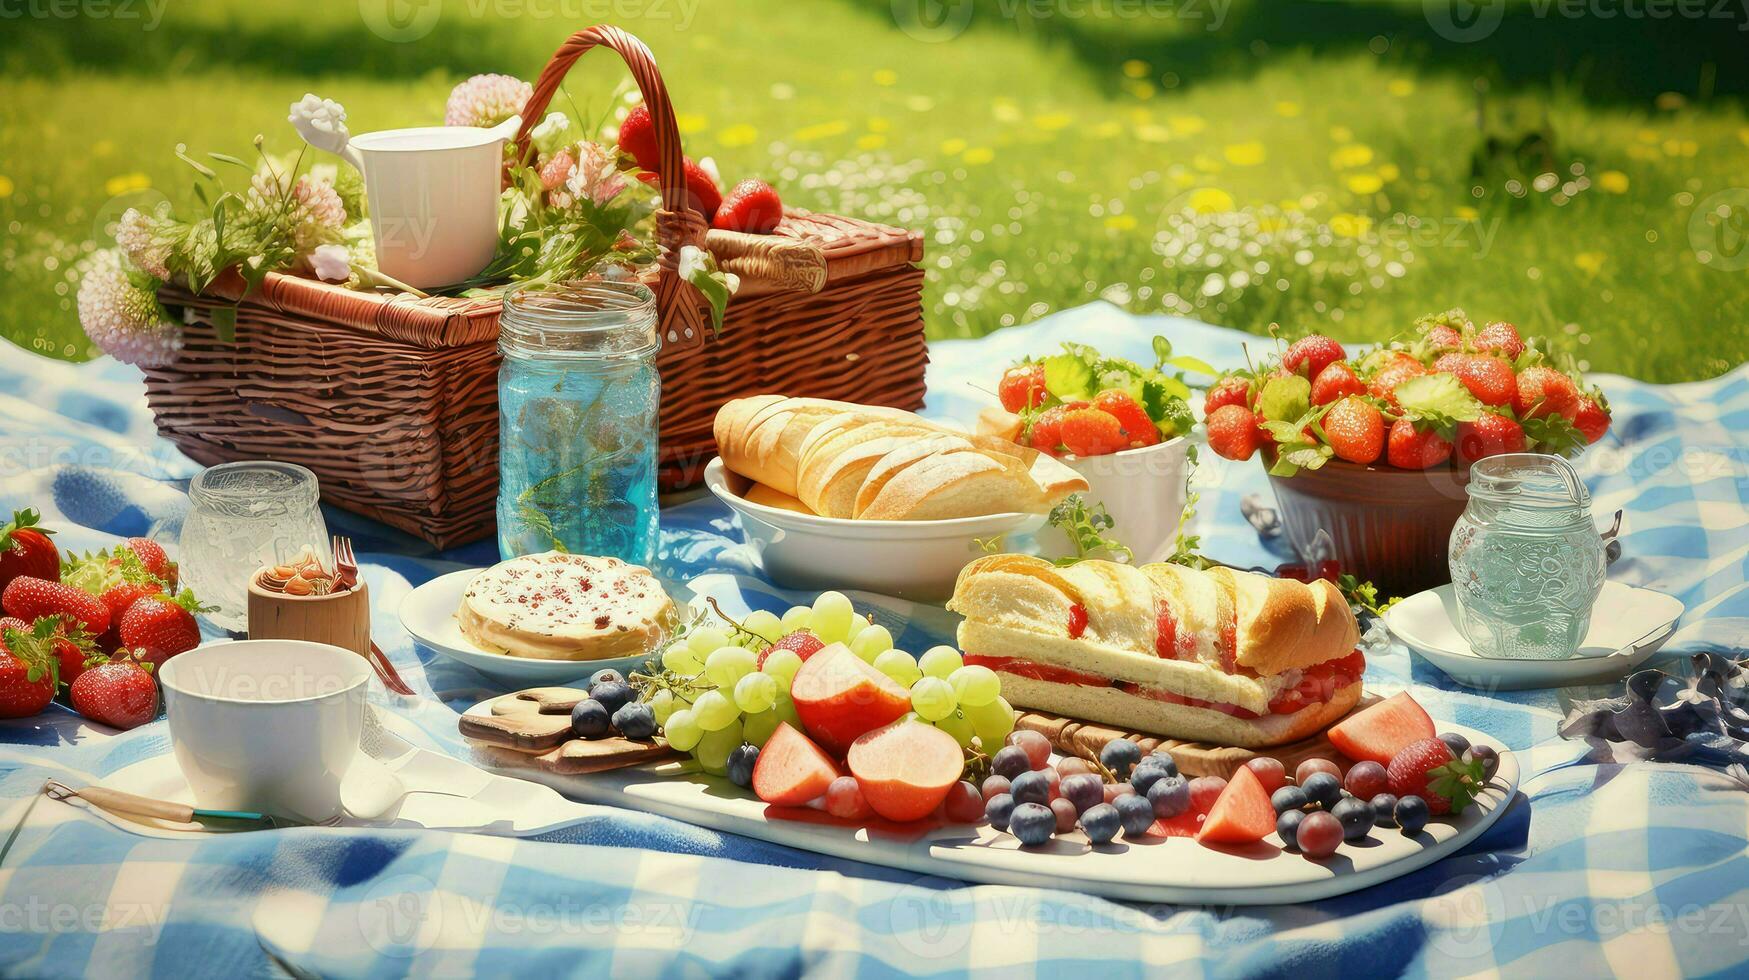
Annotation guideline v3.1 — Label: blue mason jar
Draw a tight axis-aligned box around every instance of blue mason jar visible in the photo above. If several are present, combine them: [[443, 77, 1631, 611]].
[[496, 280, 660, 566]]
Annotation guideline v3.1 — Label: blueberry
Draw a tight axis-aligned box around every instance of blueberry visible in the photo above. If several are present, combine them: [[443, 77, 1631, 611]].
[[1061, 773, 1104, 813], [1009, 802, 1056, 847], [1370, 793, 1400, 827], [992, 745, 1032, 780], [1332, 797, 1373, 841], [1080, 803, 1121, 845], [1438, 731, 1472, 758], [1114, 793, 1155, 837], [1468, 744, 1500, 780], [1148, 748, 1179, 777], [1277, 809, 1306, 851], [1130, 758, 1170, 795], [1395, 795, 1430, 835], [1147, 774, 1190, 819], [1099, 740, 1143, 780], [590, 668, 626, 687], [725, 743, 759, 788], [613, 701, 657, 740], [1300, 771, 1343, 810], [985, 793, 1016, 831], [1271, 785, 1309, 815], [1010, 770, 1051, 806], [590, 680, 635, 715], [570, 699, 611, 738]]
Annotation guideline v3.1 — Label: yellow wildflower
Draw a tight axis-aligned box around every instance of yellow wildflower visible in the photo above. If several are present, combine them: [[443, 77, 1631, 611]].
[[1127, 81, 1156, 101], [868, 117, 891, 133], [1278, 198, 1303, 212], [1169, 115, 1206, 136], [1330, 144, 1374, 169], [717, 124, 758, 148], [1104, 214, 1138, 231], [1346, 174, 1384, 194], [1387, 79, 1415, 97], [104, 173, 151, 196], [1033, 112, 1073, 132], [872, 69, 898, 86], [1636, 128, 1660, 143], [1574, 252, 1606, 275], [1598, 171, 1630, 193], [941, 138, 968, 156], [0, 176, 12, 198], [857, 134, 887, 150], [962, 147, 995, 165], [1224, 142, 1266, 166], [1378, 163, 1400, 182], [1330, 213, 1371, 238], [1172, 171, 1198, 188], [1274, 101, 1302, 117], [1136, 124, 1172, 143], [676, 113, 708, 135], [792, 120, 849, 141], [1090, 121, 1124, 139], [1122, 59, 1150, 79], [993, 101, 1023, 123], [1193, 154, 1223, 173], [1456, 205, 1480, 221], [1738, 127, 1749, 146], [1188, 188, 1235, 213]]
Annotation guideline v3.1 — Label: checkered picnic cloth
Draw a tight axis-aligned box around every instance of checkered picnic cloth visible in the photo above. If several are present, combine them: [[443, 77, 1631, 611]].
[[1, 303, 1745, 977]]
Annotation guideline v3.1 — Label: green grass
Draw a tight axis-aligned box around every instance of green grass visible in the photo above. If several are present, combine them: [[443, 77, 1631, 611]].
[[1, 0, 1745, 380]]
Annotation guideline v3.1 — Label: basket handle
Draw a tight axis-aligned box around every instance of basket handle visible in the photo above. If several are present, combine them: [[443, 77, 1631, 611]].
[[513, 25, 713, 353]]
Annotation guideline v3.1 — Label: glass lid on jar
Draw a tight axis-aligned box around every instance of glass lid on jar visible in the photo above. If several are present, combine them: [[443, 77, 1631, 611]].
[[500, 279, 658, 356], [1466, 452, 1591, 509]]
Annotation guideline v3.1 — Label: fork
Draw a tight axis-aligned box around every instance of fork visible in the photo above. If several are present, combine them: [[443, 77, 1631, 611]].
[[332, 535, 416, 696]]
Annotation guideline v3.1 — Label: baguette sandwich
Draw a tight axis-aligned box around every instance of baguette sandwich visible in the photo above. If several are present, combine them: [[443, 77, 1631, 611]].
[[947, 555, 1363, 747]]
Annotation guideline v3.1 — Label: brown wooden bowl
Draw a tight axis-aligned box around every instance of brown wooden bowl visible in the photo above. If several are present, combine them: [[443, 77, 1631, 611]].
[[1264, 456, 1470, 597]]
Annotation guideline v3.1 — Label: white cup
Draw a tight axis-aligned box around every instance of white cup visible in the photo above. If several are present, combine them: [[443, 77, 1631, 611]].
[[1035, 436, 1192, 564], [159, 639, 372, 823]]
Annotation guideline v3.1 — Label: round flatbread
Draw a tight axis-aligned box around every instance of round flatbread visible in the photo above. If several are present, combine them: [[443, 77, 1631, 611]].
[[457, 552, 674, 661]]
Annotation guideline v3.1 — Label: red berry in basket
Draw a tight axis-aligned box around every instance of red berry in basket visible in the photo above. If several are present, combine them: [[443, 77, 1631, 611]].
[[1244, 757, 1288, 794], [637, 158, 723, 222], [1387, 738, 1485, 816], [1368, 356, 1427, 408], [616, 104, 659, 170], [1513, 366, 1580, 420], [712, 179, 784, 234], [1188, 775, 1227, 815], [1296, 810, 1344, 858], [118, 537, 177, 589], [1425, 323, 1463, 351], [1295, 758, 1341, 784], [1027, 401, 1085, 455], [1206, 404, 1263, 461], [998, 364, 1049, 413], [1322, 396, 1385, 465], [70, 653, 158, 730], [757, 630, 825, 668], [1386, 418, 1452, 470], [1092, 390, 1161, 448], [0, 509, 59, 593], [1474, 321, 1526, 361], [3, 577, 107, 636], [1202, 376, 1251, 416], [1059, 408, 1128, 457], [1310, 361, 1365, 406], [1283, 335, 1346, 381], [1454, 413, 1526, 464], [1574, 397, 1610, 443], [1439, 354, 1518, 408]]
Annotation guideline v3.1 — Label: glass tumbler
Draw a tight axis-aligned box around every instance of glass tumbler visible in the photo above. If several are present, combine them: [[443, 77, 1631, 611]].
[[179, 461, 330, 632], [496, 280, 661, 566]]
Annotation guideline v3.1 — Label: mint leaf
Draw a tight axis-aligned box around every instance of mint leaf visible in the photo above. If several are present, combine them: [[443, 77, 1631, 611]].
[[1395, 374, 1481, 437], [1042, 353, 1095, 402], [1256, 375, 1311, 423], [1164, 354, 1217, 377]]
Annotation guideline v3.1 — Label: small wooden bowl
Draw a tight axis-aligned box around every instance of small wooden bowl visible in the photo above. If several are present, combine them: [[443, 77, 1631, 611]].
[[246, 569, 371, 657]]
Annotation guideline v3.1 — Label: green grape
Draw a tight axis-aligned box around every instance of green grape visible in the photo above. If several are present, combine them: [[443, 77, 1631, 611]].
[[694, 720, 744, 774], [934, 710, 977, 749], [948, 665, 1001, 707], [692, 690, 740, 731], [663, 708, 703, 752], [918, 645, 964, 680], [734, 671, 779, 714], [848, 624, 893, 662], [965, 695, 1015, 747], [760, 648, 803, 686], [910, 676, 958, 721], [810, 591, 855, 644], [872, 649, 922, 687], [779, 605, 813, 633], [772, 691, 802, 727], [649, 688, 677, 725], [688, 627, 731, 655], [704, 646, 758, 689], [742, 709, 780, 747], [743, 609, 784, 643], [662, 642, 704, 676]]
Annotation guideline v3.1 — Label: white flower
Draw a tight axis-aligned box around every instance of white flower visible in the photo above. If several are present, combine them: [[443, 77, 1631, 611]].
[[529, 112, 571, 154], [288, 94, 351, 157], [696, 156, 721, 187], [676, 244, 708, 281], [723, 272, 741, 295], [77, 249, 182, 368], [115, 207, 170, 279], [309, 244, 351, 282], [444, 73, 531, 128]]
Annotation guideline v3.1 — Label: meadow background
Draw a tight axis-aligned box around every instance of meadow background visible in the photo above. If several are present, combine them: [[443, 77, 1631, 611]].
[[1, 0, 1745, 382]]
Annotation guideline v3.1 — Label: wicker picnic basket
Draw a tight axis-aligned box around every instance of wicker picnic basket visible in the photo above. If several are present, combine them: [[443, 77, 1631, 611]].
[[143, 26, 927, 549]]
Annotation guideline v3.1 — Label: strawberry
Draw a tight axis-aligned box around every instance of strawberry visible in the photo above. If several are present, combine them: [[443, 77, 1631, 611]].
[[1283, 335, 1346, 381], [117, 538, 177, 590], [757, 629, 826, 668], [2, 576, 108, 635], [1091, 390, 1161, 448], [1367, 355, 1427, 407], [998, 364, 1049, 413], [98, 580, 164, 653], [636, 159, 722, 222], [1310, 361, 1365, 406], [1027, 401, 1086, 455], [1474, 321, 1526, 361], [1513, 366, 1580, 420], [1202, 376, 1251, 416], [1573, 397, 1610, 443], [711, 178, 783, 233], [1322, 396, 1385, 465], [1059, 408, 1129, 457], [0, 618, 58, 717], [0, 509, 59, 592], [70, 653, 158, 730], [1326, 691, 1436, 765], [1425, 323, 1463, 351], [1440, 353, 1518, 408], [1206, 404, 1263, 461], [118, 591, 206, 669], [1386, 418, 1452, 469], [1387, 737, 1486, 815], [616, 104, 659, 170], [1454, 412, 1526, 464]]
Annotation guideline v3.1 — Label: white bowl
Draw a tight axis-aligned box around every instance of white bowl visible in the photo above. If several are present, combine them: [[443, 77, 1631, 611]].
[[1385, 581, 1684, 691], [1035, 437, 1190, 563], [703, 458, 1043, 601]]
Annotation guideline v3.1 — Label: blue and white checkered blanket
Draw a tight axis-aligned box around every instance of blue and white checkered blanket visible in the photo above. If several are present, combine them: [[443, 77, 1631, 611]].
[[1, 303, 1745, 977]]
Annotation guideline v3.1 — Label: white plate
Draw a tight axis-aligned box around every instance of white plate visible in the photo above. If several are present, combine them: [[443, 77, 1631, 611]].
[[464, 700, 1520, 906], [1386, 581, 1684, 691], [399, 569, 661, 686], [703, 457, 1043, 601]]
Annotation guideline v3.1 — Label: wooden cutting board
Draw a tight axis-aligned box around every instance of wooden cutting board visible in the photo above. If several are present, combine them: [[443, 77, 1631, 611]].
[[1014, 694, 1380, 780], [458, 687, 678, 775]]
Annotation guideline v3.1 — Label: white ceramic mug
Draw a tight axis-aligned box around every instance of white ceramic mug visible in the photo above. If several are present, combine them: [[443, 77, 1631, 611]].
[[1036, 436, 1191, 564], [159, 639, 372, 823]]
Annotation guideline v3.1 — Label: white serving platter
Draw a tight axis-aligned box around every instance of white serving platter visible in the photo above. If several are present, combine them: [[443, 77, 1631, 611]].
[[463, 699, 1520, 906], [1386, 581, 1683, 691], [399, 569, 660, 686]]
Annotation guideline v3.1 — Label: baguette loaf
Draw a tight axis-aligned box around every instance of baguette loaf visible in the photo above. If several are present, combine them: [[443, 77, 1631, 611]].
[[714, 396, 1088, 520]]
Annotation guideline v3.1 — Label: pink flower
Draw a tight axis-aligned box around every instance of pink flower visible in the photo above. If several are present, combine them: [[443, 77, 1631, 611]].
[[539, 149, 575, 191], [444, 73, 531, 128], [564, 142, 629, 207]]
